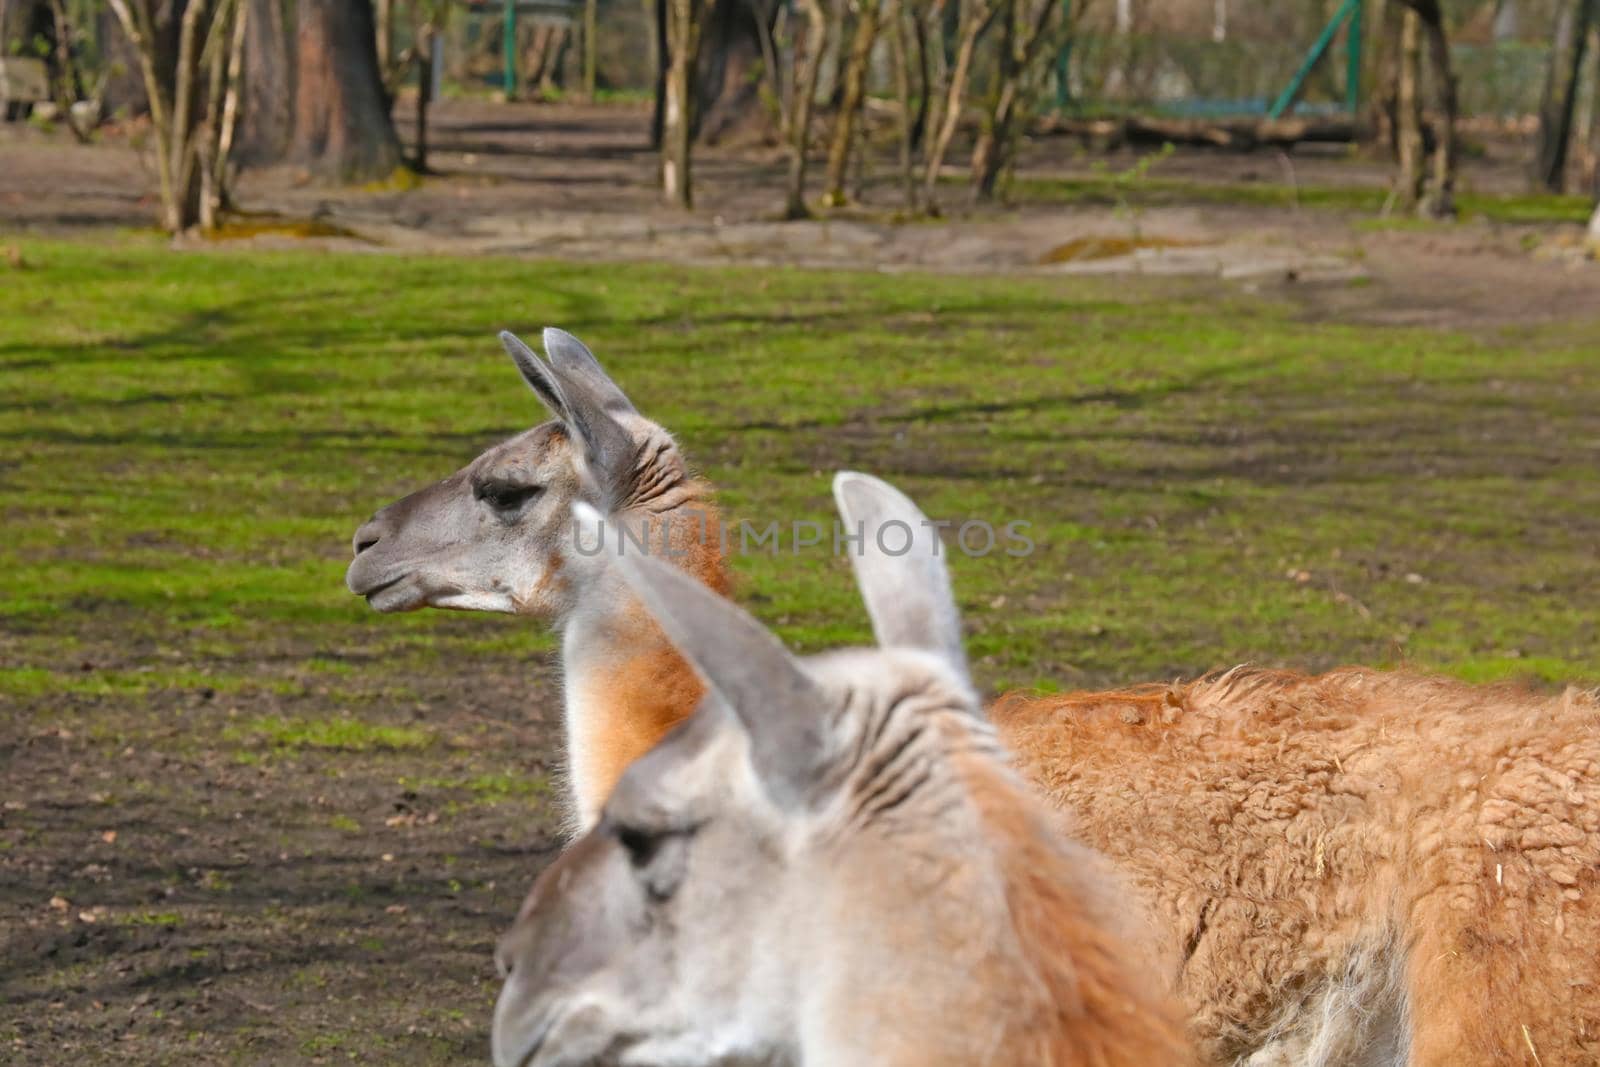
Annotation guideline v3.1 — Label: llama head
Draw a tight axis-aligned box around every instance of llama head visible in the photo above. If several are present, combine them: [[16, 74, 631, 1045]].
[[491, 473, 1015, 1067], [345, 328, 697, 619]]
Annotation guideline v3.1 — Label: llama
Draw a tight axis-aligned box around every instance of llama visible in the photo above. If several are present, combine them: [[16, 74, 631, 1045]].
[[994, 669, 1600, 1065], [491, 474, 1195, 1067], [344, 328, 727, 829], [355, 336, 1600, 1063]]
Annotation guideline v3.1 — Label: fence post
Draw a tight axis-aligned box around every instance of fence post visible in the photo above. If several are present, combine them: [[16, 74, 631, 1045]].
[[1345, 0, 1362, 114], [503, 0, 518, 98]]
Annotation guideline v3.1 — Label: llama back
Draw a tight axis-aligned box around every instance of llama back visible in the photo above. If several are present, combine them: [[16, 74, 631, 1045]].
[[992, 668, 1600, 1062]]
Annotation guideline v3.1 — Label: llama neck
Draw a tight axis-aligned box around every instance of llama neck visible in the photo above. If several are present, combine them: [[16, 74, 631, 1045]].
[[956, 755, 1195, 1067], [557, 503, 729, 829], [560, 606, 705, 829]]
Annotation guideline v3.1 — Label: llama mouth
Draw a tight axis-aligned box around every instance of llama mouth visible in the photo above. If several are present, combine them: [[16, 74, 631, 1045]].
[[492, 1006, 555, 1067], [352, 572, 426, 612]]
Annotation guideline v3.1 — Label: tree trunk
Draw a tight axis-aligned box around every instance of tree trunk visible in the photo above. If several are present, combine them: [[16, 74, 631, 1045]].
[[695, 0, 777, 144], [972, 82, 1020, 201], [375, 0, 392, 72], [197, 0, 245, 229], [971, 0, 1061, 202], [909, 3, 930, 151], [921, 0, 996, 211], [1411, 0, 1457, 217], [414, 24, 435, 172], [1394, 7, 1424, 212], [236, 0, 292, 165], [1368, 0, 1400, 154], [108, 0, 243, 233], [289, 0, 402, 182], [650, 0, 668, 148], [1577, 26, 1600, 191], [525, 24, 569, 96], [1533, 0, 1597, 192], [823, 0, 884, 206], [1587, 27, 1600, 194], [662, 0, 704, 207], [888, 2, 918, 210], [784, 0, 829, 218], [583, 0, 598, 98]]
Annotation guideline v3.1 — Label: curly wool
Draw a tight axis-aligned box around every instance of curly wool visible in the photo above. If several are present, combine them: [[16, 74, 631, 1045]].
[[993, 668, 1600, 1066]]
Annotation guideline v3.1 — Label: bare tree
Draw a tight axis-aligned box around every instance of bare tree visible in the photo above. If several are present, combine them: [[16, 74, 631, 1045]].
[[1534, 0, 1598, 192], [662, 0, 708, 206], [1393, 6, 1425, 212], [44, 0, 96, 142], [822, 0, 885, 206], [921, 0, 997, 211], [783, 0, 830, 217], [1398, 0, 1457, 217], [970, 0, 1074, 201], [583, 0, 597, 98], [887, 0, 919, 210], [108, 0, 248, 232]]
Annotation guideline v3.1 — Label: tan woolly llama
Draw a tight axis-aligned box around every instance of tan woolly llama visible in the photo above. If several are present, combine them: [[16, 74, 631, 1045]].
[[491, 476, 1195, 1067], [352, 338, 1599, 1065], [345, 328, 727, 829]]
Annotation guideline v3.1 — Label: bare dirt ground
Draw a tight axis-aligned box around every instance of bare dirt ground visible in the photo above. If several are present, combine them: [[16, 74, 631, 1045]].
[[3, 98, 1596, 328], [3, 650, 564, 1065]]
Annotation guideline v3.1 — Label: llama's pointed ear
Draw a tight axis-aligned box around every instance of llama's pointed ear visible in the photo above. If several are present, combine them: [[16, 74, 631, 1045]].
[[574, 502, 827, 809], [832, 472, 969, 682], [541, 328, 638, 416], [543, 330, 638, 509], [499, 331, 569, 421]]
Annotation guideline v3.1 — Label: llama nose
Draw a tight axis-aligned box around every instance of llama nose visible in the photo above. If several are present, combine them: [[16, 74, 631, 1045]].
[[494, 938, 516, 979], [353, 519, 383, 557]]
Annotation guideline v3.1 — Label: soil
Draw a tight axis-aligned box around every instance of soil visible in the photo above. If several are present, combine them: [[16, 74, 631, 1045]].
[[3, 98, 1596, 329], [3, 626, 565, 1065]]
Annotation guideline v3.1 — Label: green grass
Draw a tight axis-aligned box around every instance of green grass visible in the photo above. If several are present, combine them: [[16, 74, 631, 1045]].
[[1, 235, 1597, 701], [399, 772, 551, 803], [225, 715, 435, 752]]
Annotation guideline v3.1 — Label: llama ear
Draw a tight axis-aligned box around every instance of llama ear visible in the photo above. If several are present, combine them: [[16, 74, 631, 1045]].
[[541, 328, 639, 416], [573, 502, 828, 809], [832, 472, 969, 682], [542, 330, 639, 509], [499, 331, 571, 422]]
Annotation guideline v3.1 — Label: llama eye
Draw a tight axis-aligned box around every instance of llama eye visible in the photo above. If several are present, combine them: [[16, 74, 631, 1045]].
[[613, 823, 692, 901], [615, 824, 665, 868], [477, 482, 541, 513]]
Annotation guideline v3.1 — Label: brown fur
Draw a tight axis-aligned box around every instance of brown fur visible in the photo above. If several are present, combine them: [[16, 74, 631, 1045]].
[[956, 750, 1198, 1066], [574, 483, 730, 807], [993, 668, 1600, 1065]]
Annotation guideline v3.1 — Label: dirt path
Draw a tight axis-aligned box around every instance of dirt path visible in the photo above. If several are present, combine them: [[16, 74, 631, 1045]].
[[3, 99, 1594, 328]]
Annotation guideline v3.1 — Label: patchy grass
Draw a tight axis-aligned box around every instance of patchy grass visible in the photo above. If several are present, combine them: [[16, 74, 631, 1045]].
[[225, 715, 436, 752], [399, 772, 553, 807], [1, 234, 1597, 1062], [1009, 172, 1596, 224], [3, 236, 1597, 693]]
